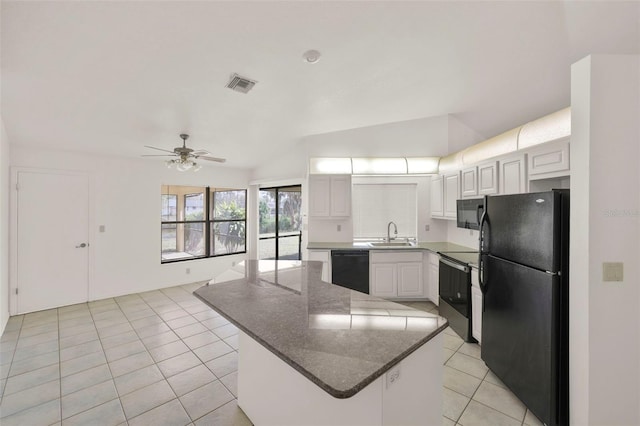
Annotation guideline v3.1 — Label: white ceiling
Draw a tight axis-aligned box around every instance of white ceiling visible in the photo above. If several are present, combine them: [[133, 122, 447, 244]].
[[2, 1, 638, 170]]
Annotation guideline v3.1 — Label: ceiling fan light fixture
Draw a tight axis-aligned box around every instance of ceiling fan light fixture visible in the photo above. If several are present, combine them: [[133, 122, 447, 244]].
[[145, 133, 225, 171]]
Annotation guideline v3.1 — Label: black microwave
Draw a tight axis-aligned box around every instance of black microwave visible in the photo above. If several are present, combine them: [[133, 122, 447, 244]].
[[456, 198, 484, 230]]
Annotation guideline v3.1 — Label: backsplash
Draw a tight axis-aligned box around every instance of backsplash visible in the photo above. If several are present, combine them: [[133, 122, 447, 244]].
[[446, 221, 480, 249]]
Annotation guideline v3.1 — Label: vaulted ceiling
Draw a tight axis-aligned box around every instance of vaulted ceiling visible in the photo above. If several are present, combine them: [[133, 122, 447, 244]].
[[2, 1, 638, 169]]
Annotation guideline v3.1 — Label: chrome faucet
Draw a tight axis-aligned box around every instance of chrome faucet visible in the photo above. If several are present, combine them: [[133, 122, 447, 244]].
[[387, 221, 398, 242]]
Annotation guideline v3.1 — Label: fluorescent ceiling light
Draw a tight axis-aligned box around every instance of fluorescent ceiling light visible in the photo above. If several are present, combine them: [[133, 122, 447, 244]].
[[351, 158, 407, 174], [309, 157, 440, 175], [406, 157, 440, 174], [309, 158, 352, 174]]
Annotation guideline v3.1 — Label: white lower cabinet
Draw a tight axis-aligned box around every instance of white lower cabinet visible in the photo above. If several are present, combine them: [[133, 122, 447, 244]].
[[307, 250, 331, 282], [471, 267, 482, 343], [397, 262, 423, 297], [370, 251, 424, 299], [370, 263, 397, 298], [426, 254, 440, 306]]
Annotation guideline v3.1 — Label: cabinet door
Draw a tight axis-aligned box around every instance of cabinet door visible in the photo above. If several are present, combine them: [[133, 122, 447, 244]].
[[527, 140, 570, 177], [478, 161, 499, 195], [308, 176, 331, 217], [427, 261, 439, 306], [499, 154, 527, 194], [370, 263, 397, 298], [330, 176, 351, 217], [444, 173, 460, 218], [471, 286, 482, 343], [397, 262, 424, 297], [430, 175, 444, 217], [461, 167, 478, 198], [308, 250, 330, 282]]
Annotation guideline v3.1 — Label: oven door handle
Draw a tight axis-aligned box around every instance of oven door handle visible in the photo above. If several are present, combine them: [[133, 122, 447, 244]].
[[439, 258, 469, 273]]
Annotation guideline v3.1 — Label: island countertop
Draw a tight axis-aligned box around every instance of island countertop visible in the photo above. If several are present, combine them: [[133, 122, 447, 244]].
[[193, 259, 448, 399]]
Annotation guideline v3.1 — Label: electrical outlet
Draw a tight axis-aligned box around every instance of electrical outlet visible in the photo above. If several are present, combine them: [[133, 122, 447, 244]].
[[603, 262, 623, 282], [425, 224, 430, 231], [99, 225, 106, 233], [337, 224, 342, 232], [386, 365, 401, 389], [186, 268, 191, 275], [231, 261, 236, 267]]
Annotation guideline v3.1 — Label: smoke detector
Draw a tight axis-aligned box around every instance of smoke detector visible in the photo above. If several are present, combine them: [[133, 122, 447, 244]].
[[302, 49, 321, 64], [226, 73, 257, 94]]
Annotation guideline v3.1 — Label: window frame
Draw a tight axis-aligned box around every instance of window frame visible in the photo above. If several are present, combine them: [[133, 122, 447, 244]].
[[161, 186, 247, 264]]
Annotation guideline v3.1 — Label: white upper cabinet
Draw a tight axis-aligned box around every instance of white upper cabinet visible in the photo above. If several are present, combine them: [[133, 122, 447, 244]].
[[499, 154, 527, 194], [477, 161, 499, 195], [309, 175, 351, 218], [443, 172, 460, 218], [329, 175, 351, 216], [309, 176, 331, 217], [526, 140, 570, 178], [461, 167, 478, 198], [430, 175, 444, 218]]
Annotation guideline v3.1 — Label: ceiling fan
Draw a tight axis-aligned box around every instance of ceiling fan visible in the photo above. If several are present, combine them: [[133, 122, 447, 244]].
[[143, 133, 226, 171]]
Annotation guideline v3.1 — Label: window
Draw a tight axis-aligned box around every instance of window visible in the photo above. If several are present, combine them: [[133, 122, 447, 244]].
[[352, 183, 417, 239], [211, 189, 246, 256], [258, 186, 302, 260], [161, 185, 246, 262]]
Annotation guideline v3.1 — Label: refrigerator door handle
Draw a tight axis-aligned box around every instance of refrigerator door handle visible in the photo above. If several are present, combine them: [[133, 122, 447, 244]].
[[478, 196, 488, 293]]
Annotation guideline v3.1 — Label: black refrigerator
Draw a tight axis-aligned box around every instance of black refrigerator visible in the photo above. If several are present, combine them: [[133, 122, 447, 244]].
[[479, 190, 569, 426]]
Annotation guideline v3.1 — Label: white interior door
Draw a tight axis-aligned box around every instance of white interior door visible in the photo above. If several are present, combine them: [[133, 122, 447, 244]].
[[16, 170, 89, 313]]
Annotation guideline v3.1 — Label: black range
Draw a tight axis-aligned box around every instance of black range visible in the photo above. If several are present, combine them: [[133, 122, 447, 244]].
[[437, 250, 478, 343]]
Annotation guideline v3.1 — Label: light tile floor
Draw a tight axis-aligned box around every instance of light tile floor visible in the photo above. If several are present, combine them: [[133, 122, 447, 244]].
[[0, 283, 543, 426]]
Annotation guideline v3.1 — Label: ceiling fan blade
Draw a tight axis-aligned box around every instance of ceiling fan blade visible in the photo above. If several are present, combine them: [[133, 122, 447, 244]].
[[142, 154, 176, 157], [198, 155, 226, 163], [192, 150, 211, 156], [144, 145, 175, 154]]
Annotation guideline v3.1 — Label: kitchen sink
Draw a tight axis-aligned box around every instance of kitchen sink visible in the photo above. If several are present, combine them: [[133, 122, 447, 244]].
[[369, 242, 415, 247]]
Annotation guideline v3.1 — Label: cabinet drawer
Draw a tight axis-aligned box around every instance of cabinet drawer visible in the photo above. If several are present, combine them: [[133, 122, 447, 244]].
[[370, 251, 423, 264]]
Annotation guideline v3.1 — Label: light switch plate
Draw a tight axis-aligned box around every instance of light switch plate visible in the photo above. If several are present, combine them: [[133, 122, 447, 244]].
[[603, 262, 623, 282]]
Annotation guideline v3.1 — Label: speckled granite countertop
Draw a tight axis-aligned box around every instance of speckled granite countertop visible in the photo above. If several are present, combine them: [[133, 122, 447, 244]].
[[193, 260, 448, 399], [307, 241, 476, 253]]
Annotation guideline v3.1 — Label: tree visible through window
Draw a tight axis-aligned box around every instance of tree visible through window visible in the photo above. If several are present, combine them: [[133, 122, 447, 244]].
[[161, 185, 246, 262]]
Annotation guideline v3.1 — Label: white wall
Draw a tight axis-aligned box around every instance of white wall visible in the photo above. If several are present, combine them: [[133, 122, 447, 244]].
[[570, 54, 640, 426], [251, 115, 453, 183], [446, 221, 480, 249], [10, 145, 252, 306], [0, 118, 10, 334], [447, 114, 486, 154]]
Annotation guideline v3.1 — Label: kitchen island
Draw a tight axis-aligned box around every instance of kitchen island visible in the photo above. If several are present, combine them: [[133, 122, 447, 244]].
[[194, 259, 448, 426]]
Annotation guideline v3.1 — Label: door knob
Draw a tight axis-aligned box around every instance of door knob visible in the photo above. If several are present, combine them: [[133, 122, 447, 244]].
[[75, 243, 88, 248]]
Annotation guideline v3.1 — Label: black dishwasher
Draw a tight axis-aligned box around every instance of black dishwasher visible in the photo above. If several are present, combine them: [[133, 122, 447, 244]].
[[331, 250, 370, 294]]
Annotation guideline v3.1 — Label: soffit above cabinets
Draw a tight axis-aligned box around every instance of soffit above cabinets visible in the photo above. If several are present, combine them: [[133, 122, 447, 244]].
[[309, 157, 440, 175]]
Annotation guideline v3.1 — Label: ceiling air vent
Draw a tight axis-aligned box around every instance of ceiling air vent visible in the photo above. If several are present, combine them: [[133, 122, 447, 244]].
[[226, 73, 257, 94]]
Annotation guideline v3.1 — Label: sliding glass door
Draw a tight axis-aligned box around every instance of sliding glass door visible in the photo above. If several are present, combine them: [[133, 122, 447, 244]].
[[259, 186, 302, 260]]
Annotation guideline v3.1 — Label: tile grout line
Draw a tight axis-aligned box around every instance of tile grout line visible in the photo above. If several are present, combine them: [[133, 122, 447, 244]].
[[112, 295, 184, 424], [115, 290, 223, 423]]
